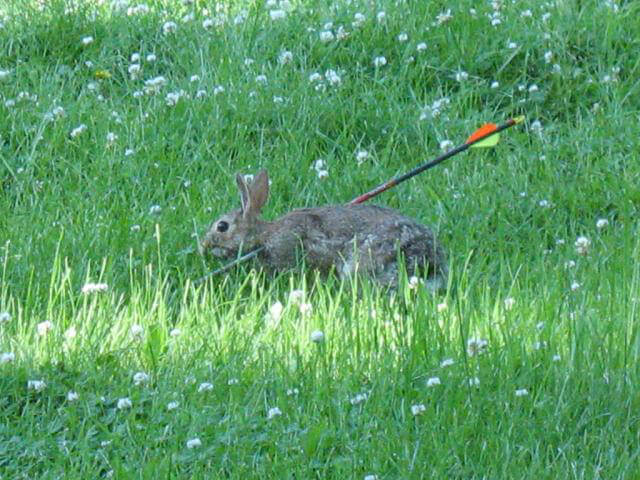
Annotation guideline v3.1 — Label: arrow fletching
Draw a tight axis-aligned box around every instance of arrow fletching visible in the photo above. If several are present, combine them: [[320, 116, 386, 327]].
[[467, 123, 499, 148]]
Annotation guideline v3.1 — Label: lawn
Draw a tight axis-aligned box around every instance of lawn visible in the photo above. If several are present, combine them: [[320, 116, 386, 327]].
[[1, 0, 639, 478]]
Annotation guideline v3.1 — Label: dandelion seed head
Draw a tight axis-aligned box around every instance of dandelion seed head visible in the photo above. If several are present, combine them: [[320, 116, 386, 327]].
[[574, 236, 591, 255]]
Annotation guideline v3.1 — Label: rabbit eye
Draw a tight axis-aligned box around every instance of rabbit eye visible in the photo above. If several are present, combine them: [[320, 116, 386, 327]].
[[216, 221, 229, 233]]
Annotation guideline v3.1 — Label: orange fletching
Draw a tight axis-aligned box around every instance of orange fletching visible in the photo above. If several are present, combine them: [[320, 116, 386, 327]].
[[466, 123, 498, 144]]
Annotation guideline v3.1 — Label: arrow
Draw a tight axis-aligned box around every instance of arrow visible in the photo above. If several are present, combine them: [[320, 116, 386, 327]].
[[196, 116, 525, 283]]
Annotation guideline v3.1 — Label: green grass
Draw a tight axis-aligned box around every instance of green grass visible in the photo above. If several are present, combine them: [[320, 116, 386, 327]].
[[1, 0, 640, 477]]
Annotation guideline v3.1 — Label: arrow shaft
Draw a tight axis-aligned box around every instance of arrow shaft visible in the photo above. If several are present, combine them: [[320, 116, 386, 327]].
[[350, 117, 520, 205]]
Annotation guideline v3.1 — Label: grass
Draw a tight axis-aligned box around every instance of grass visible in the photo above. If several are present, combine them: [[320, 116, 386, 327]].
[[1, 0, 640, 477]]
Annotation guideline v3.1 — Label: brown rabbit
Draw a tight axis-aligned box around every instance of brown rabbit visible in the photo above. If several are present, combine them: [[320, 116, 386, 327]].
[[200, 170, 448, 290]]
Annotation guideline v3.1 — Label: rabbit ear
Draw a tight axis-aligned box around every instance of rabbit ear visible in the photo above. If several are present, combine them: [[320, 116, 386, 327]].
[[248, 169, 269, 215], [236, 173, 251, 214]]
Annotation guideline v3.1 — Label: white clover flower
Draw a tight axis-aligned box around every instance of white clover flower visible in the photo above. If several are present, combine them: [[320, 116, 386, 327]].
[[0, 312, 11, 323], [278, 50, 293, 65], [408, 276, 421, 289], [574, 236, 591, 255], [364, 475, 379, 480], [64, 326, 77, 340], [70, 124, 87, 138], [467, 338, 488, 357], [1, 352, 15, 364], [531, 120, 542, 132], [349, 392, 368, 405], [440, 358, 455, 368], [267, 407, 282, 419], [130, 53, 140, 62], [468, 376, 480, 387], [319, 30, 334, 43], [542, 12, 551, 22], [286, 388, 299, 396], [106, 132, 118, 144], [195, 89, 207, 99], [504, 297, 516, 310], [515, 388, 529, 397], [570, 282, 581, 291], [190, 74, 200, 83], [373, 56, 387, 67], [37, 320, 53, 336], [376, 11, 386, 23], [436, 9, 452, 25], [146, 53, 157, 62], [490, 81, 499, 89], [552, 354, 561, 362], [255, 74, 267, 84], [416, 42, 427, 52], [130, 324, 144, 337], [186, 438, 202, 449], [144, 76, 166, 94], [167, 401, 179, 410], [4, 99, 15, 108], [528, 84, 539, 93], [564, 260, 576, 269], [596, 218, 609, 229], [352, 12, 366, 27], [507, 41, 517, 49], [198, 382, 213, 392], [267, 301, 283, 325], [127, 4, 150, 15], [227, 378, 239, 386], [67, 391, 79, 401], [325, 69, 341, 86], [439, 140, 454, 151], [308, 72, 322, 83], [538, 199, 550, 208], [310, 330, 325, 343], [534, 341, 548, 350], [436, 302, 447, 313], [455, 71, 469, 82], [269, 9, 286, 20], [411, 404, 426, 416], [28, 380, 47, 392], [205, 86, 221, 97], [133, 372, 150, 385], [52, 106, 65, 118], [299, 302, 313, 316], [544, 51, 553, 64], [169, 328, 181, 337], [521, 9, 532, 17], [130, 224, 141, 232], [81, 36, 94, 46], [149, 204, 162, 214], [0, 69, 12, 80], [127, 63, 140, 80], [165, 90, 185, 106], [125, 148, 135, 156], [426, 377, 441, 387], [162, 21, 177, 34], [356, 150, 369, 164], [397, 32, 408, 42]]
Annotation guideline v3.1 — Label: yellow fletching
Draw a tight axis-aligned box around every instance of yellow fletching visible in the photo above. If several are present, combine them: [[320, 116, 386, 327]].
[[470, 133, 500, 148]]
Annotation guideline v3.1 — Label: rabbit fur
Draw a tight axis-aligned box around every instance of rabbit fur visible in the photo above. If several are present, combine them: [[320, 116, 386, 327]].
[[200, 170, 448, 290]]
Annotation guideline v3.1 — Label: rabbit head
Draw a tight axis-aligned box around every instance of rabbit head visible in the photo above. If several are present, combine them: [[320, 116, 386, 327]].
[[199, 170, 269, 259]]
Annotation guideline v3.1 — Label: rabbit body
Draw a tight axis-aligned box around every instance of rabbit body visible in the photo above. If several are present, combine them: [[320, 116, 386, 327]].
[[200, 170, 447, 289]]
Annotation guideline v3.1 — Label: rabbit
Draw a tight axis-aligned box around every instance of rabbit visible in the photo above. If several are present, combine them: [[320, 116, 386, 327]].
[[199, 169, 448, 290]]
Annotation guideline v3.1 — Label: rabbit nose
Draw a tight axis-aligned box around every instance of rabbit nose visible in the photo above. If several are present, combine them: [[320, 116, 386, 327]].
[[198, 238, 211, 256]]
